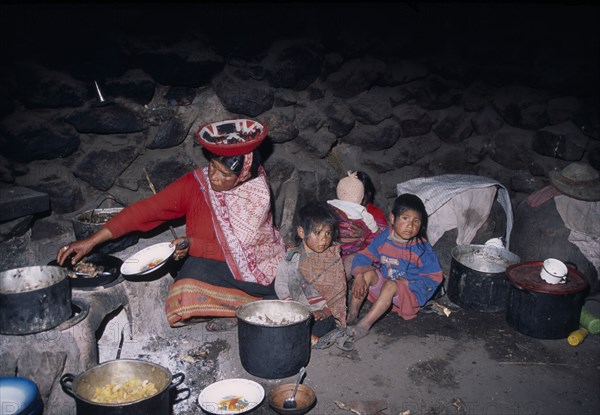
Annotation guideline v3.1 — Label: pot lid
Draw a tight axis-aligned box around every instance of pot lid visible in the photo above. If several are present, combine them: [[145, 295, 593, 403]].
[[506, 261, 589, 294]]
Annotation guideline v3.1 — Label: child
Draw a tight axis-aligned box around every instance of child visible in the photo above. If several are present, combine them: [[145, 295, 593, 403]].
[[275, 202, 350, 349], [327, 171, 381, 279], [347, 193, 443, 342], [356, 170, 388, 232]]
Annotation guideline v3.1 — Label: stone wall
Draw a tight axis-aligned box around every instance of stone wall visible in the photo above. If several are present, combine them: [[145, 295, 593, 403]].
[[0, 3, 598, 269]]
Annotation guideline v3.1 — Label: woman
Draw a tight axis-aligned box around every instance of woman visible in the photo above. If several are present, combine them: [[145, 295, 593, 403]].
[[57, 119, 286, 329]]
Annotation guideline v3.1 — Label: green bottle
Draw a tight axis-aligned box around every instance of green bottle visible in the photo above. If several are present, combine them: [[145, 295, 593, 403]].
[[579, 307, 600, 335]]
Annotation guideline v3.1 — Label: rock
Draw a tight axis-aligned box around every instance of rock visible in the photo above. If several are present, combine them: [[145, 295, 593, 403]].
[[294, 103, 325, 132], [0, 185, 49, 222], [572, 97, 599, 140], [295, 128, 337, 159], [262, 38, 324, 90], [0, 230, 31, 272], [414, 75, 463, 110], [509, 170, 548, 194], [212, 65, 274, 117], [105, 70, 156, 105], [163, 86, 198, 107], [532, 122, 588, 161], [326, 56, 386, 98], [432, 106, 474, 143], [0, 110, 80, 162], [144, 155, 196, 192], [15, 63, 89, 108], [72, 135, 141, 192], [273, 89, 300, 107], [296, 159, 337, 210], [260, 107, 298, 144], [393, 104, 435, 138], [462, 134, 492, 164], [342, 119, 401, 151], [488, 126, 535, 171], [471, 104, 504, 135], [347, 89, 393, 125], [380, 133, 442, 172], [0, 215, 34, 241], [15, 161, 84, 214], [146, 117, 187, 149], [463, 81, 496, 112], [492, 85, 552, 130], [318, 97, 355, 138], [68, 38, 130, 81], [547, 96, 581, 125], [65, 101, 147, 134], [379, 59, 430, 86], [382, 165, 432, 199], [321, 52, 344, 80]]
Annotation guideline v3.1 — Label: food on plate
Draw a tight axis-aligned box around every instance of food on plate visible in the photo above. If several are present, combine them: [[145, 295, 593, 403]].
[[91, 378, 158, 404], [218, 395, 249, 411], [70, 260, 99, 278]]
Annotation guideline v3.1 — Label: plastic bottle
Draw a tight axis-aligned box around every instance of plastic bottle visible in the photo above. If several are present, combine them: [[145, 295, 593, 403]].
[[579, 307, 600, 335], [567, 327, 589, 346]]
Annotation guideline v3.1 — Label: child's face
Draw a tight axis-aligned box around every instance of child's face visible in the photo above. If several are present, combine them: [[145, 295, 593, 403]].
[[389, 209, 422, 240], [298, 223, 333, 254]]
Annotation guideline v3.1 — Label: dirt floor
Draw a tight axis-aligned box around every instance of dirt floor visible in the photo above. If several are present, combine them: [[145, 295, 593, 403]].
[[64, 225, 600, 415], [100, 293, 600, 415]]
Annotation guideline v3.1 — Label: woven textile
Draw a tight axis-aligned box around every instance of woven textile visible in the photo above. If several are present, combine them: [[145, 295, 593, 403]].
[[166, 278, 259, 324], [194, 167, 285, 286]]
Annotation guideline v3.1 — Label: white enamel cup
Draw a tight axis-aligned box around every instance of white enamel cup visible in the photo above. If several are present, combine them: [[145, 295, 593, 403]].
[[540, 258, 568, 284]]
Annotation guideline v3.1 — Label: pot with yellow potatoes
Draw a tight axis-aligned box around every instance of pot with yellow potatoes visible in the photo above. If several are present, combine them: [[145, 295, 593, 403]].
[[60, 359, 189, 415]]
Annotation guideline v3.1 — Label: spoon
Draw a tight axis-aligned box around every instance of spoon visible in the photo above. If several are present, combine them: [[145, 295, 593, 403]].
[[283, 366, 305, 409]]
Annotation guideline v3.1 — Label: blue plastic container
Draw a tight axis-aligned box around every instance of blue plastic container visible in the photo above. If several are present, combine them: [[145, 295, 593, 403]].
[[0, 377, 43, 415]]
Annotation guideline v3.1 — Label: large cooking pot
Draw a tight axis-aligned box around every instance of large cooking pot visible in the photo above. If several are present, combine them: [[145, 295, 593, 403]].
[[236, 300, 312, 379], [506, 261, 589, 339], [447, 244, 520, 312], [60, 359, 188, 415], [0, 266, 72, 335]]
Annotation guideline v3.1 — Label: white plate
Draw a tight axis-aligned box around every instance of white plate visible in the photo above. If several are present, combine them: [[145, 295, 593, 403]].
[[120, 242, 176, 276], [198, 378, 265, 414]]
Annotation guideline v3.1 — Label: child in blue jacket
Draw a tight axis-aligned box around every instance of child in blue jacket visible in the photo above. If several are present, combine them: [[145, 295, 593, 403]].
[[347, 194, 443, 342]]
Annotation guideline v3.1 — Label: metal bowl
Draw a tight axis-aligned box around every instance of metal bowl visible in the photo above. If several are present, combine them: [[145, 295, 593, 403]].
[[267, 384, 316, 415]]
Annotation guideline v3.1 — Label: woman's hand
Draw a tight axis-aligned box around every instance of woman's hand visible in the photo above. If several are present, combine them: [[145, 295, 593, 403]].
[[57, 228, 112, 266], [313, 310, 328, 321], [171, 237, 190, 261]]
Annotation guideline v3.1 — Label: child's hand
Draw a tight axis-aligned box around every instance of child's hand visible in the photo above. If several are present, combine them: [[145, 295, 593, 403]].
[[352, 274, 368, 300], [313, 310, 328, 321]]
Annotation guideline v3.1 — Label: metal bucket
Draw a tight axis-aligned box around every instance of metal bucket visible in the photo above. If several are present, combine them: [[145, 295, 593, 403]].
[[448, 244, 520, 312], [236, 300, 312, 379]]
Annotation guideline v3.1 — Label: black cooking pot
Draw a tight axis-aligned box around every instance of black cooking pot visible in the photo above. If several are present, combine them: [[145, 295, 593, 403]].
[[0, 266, 72, 335], [236, 300, 312, 379], [506, 261, 590, 339], [448, 244, 520, 312], [60, 359, 189, 415], [72, 206, 139, 255]]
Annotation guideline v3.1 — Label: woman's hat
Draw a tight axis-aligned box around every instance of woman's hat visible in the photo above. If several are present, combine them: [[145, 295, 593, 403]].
[[337, 171, 365, 204], [196, 119, 268, 157], [549, 162, 600, 201]]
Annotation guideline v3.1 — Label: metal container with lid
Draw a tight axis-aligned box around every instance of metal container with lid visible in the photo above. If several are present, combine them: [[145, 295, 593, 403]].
[[506, 261, 590, 339], [447, 244, 520, 312]]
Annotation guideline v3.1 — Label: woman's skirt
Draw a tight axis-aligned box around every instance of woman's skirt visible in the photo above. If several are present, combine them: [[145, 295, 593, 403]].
[[165, 257, 276, 326]]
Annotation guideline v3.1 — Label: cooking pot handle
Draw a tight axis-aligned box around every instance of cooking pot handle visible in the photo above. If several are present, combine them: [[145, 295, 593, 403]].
[[60, 373, 77, 398], [171, 372, 185, 387], [173, 387, 191, 404], [565, 261, 578, 270]]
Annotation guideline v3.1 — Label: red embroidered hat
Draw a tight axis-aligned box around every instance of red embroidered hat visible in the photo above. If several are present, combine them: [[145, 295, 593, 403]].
[[195, 119, 268, 157]]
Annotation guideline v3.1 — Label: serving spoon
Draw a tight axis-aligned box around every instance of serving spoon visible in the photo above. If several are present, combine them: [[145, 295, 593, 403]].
[[283, 366, 305, 409]]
